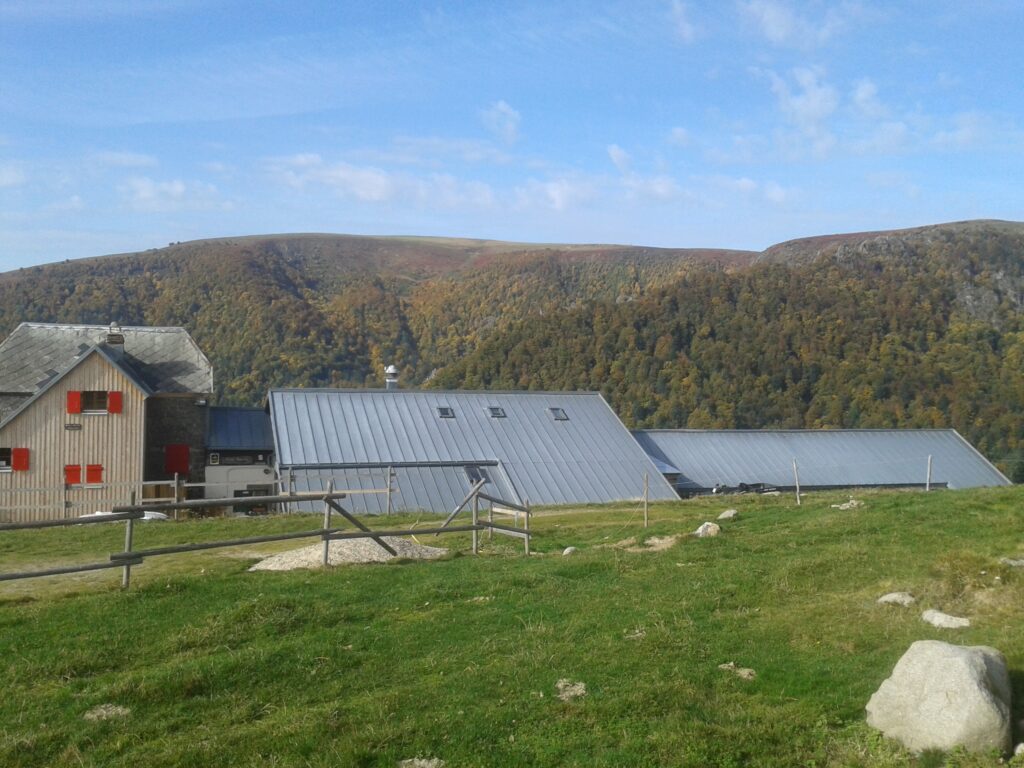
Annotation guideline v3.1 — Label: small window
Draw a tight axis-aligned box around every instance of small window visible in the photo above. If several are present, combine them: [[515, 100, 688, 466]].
[[85, 464, 104, 486], [0, 448, 10, 470], [465, 466, 491, 484], [549, 407, 569, 421], [487, 406, 506, 418], [437, 406, 455, 419], [81, 391, 108, 413]]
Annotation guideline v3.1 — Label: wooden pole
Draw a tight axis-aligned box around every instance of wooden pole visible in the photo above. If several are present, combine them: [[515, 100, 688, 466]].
[[122, 491, 135, 589], [488, 498, 493, 541], [524, 499, 531, 556], [792, 459, 801, 506], [926, 455, 933, 492], [173, 473, 180, 520], [386, 466, 393, 515], [643, 472, 649, 529], [472, 492, 479, 555], [322, 480, 334, 567]]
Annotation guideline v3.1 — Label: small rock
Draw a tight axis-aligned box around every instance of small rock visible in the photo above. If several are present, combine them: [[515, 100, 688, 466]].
[[399, 759, 446, 768], [999, 557, 1024, 568], [562, 546, 577, 556], [718, 661, 756, 680], [922, 609, 971, 629], [624, 627, 646, 640], [693, 522, 721, 538], [877, 592, 916, 607], [83, 704, 130, 722], [555, 679, 587, 701], [866, 640, 1011, 754], [831, 498, 864, 510], [717, 509, 739, 520], [1015, 742, 1024, 757]]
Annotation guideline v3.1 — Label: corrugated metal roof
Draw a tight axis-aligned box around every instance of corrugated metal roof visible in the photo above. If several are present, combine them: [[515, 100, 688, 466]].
[[632, 429, 1010, 491], [269, 389, 677, 512], [208, 407, 274, 451], [0, 322, 212, 395]]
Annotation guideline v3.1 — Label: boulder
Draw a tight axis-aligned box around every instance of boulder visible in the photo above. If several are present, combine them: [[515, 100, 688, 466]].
[[922, 609, 970, 629], [866, 640, 1011, 754], [1000, 557, 1024, 568], [717, 509, 739, 520], [694, 522, 721, 538], [877, 592, 916, 607], [562, 546, 578, 556]]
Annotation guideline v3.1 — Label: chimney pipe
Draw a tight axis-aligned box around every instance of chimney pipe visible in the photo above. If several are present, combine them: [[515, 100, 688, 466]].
[[384, 364, 399, 391], [106, 321, 125, 359]]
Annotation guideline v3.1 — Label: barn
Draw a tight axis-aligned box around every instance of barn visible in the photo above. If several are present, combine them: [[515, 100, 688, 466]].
[[269, 389, 678, 513], [632, 429, 1011, 495]]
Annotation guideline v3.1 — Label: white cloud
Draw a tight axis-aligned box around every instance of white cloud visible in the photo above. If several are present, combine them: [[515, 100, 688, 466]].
[[758, 66, 838, 157], [668, 127, 692, 147], [933, 112, 986, 149], [119, 176, 228, 213], [851, 78, 887, 119], [268, 154, 495, 209], [515, 176, 597, 212], [866, 171, 920, 199], [670, 1, 698, 43], [0, 164, 27, 188], [90, 150, 158, 168], [607, 144, 631, 173], [480, 100, 521, 145], [738, 0, 857, 48], [851, 121, 908, 154]]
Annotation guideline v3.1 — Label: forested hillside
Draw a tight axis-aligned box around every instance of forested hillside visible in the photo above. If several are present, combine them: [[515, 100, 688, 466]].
[[0, 221, 1021, 470]]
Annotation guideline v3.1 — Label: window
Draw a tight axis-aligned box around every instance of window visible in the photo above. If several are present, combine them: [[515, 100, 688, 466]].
[[81, 391, 108, 413], [465, 466, 491, 484], [85, 464, 104, 485], [549, 407, 569, 421], [1, 448, 30, 472], [487, 406, 506, 418], [64, 464, 82, 486], [66, 390, 123, 414], [437, 406, 455, 419]]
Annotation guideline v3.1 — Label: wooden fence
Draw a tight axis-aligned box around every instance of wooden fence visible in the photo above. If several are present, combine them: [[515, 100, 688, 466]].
[[0, 483, 531, 588]]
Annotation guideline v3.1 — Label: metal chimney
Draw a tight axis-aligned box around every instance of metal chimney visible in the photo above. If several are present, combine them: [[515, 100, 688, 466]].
[[384, 364, 399, 391], [105, 321, 125, 359]]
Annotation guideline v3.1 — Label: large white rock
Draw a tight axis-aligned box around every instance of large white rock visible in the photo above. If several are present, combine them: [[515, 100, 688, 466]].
[[922, 609, 970, 629], [866, 641, 1011, 754], [717, 509, 739, 521], [693, 522, 721, 538], [877, 592, 916, 607]]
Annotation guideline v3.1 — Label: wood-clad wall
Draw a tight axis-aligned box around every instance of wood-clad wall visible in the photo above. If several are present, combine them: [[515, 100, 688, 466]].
[[0, 354, 146, 522]]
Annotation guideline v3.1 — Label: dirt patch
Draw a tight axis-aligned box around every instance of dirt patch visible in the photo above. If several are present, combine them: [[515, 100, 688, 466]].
[[249, 537, 447, 571], [84, 704, 130, 721], [626, 535, 681, 553], [556, 679, 587, 701]]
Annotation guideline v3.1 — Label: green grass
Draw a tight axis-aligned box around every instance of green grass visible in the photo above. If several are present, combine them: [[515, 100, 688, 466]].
[[1, 487, 1023, 767]]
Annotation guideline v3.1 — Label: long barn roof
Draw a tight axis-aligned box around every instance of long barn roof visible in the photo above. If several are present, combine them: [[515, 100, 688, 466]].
[[632, 429, 1010, 491], [269, 389, 677, 512]]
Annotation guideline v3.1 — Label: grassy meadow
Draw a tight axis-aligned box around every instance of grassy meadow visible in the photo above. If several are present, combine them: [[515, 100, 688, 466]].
[[1, 487, 1023, 767]]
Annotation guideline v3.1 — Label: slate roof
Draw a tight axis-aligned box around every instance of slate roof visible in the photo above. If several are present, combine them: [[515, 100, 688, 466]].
[[208, 407, 274, 451], [632, 429, 1010, 491], [0, 322, 213, 397], [269, 389, 678, 513]]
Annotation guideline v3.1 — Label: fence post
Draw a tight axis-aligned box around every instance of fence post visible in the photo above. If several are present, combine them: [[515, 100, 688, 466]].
[[524, 499, 531, 556], [643, 472, 649, 528], [386, 466, 393, 516], [926, 455, 933, 492], [122, 491, 135, 589], [488, 497, 493, 541], [471, 492, 479, 555], [322, 480, 334, 567], [792, 459, 801, 506]]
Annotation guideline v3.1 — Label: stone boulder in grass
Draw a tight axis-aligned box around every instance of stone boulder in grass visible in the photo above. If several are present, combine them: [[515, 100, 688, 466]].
[[866, 640, 1011, 755]]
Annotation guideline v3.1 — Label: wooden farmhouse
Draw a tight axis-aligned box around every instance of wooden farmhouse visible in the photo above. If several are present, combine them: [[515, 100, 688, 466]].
[[0, 322, 213, 522]]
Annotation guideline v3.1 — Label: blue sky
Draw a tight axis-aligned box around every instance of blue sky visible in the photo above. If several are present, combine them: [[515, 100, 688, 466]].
[[1, 1, 1022, 268]]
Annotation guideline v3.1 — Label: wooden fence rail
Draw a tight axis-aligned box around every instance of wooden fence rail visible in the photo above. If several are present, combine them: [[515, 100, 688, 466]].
[[0, 485, 531, 587]]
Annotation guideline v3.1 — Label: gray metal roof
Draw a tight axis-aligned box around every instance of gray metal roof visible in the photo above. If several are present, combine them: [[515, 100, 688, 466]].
[[269, 389, 678, 512], [207, 407, 274, 451], [632, 429, 1010, 491], [0, 322, 212, 396]]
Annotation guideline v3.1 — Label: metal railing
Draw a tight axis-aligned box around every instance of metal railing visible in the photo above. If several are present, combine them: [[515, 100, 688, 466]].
[[0, 482, 532, 588]]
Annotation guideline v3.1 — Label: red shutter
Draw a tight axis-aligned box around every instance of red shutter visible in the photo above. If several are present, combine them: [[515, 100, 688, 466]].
[[64, 465, 82, 486], [11, 448, 29, 472], [86, 464, 103, 484], [164, 444, 190, 477], [107, 391, 123, 414], [67, 391, 82, 414]]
